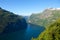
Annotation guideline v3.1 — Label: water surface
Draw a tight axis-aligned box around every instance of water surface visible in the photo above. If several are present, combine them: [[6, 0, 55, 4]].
[[0, 24, 45, 40]]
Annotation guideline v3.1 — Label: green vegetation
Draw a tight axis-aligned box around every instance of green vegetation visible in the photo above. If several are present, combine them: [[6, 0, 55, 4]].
[[31, 18, 60, 40], [0, 8, 27, 33], [29, 8, 60, 28]]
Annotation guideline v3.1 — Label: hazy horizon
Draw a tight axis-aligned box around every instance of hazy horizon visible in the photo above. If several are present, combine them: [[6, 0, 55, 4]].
[[0, 0, 60, 16]]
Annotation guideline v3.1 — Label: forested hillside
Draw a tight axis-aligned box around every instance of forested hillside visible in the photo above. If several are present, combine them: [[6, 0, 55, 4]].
[[0, 7, 27, 34], [32, 18, 60, 40]]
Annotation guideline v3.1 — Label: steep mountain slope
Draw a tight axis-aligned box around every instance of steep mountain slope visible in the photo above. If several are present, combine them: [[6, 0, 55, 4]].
[[29, 8, 60, 27], [32, 18, 60, 40], [0, 8, 27, 34]]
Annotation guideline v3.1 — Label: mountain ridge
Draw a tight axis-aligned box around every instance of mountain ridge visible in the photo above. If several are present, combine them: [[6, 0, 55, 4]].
[[29, 8, 60, 27]]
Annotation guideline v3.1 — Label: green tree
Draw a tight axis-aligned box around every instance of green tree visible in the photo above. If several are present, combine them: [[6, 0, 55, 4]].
[[32, 18, 60, 40]]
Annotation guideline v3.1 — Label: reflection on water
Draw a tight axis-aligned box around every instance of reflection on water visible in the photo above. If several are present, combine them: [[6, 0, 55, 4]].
[[0, 24, 45, 40]]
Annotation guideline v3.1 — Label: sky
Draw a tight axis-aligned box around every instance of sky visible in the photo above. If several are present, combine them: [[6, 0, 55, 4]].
[[0, 0, 60, 16]]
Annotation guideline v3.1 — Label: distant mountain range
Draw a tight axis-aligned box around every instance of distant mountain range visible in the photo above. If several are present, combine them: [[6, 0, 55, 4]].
[[29, 8, 60, 28]]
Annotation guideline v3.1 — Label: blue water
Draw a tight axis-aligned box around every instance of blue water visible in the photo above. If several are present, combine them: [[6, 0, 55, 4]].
[[0, 24, 45, 40]]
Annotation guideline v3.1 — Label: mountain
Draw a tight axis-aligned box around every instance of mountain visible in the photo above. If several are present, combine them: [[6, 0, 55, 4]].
[[24, 16, 28, 20], [29, 8, 60, 28], [32, 18, 60, 40], [24, 16, 29, 22], [0, 7, 27, 34]]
